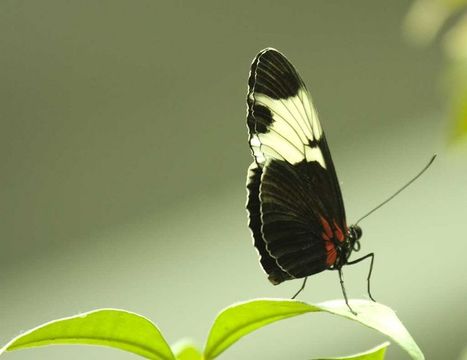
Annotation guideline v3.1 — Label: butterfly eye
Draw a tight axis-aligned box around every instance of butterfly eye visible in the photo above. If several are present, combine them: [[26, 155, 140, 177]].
[[348, 226, 362, 252], [351, 225, 362, 240]]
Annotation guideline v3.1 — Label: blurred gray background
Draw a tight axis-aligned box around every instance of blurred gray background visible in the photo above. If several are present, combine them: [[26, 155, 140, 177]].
[[1, 1, 466, 359]]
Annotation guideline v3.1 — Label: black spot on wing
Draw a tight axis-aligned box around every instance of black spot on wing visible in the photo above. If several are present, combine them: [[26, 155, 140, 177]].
[[249, 48, 304, 100], [308, 138, 319, 147], [246, 163, 293, 284], [248, 104, 274, 134], [260, 159, 334, 278]]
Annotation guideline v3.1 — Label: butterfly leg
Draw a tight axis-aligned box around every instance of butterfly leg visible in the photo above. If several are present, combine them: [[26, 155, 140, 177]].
[[291, 277, 308, 299], [347, 253, 376, 302], [338, 268, 357, 315]]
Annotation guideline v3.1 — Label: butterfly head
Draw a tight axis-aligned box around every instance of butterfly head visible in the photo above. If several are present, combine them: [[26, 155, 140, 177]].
[[348, 225, 362, 252]]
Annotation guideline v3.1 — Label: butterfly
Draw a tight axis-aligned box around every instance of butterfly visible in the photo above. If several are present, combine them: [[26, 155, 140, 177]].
[[245, 48, 375, 314]]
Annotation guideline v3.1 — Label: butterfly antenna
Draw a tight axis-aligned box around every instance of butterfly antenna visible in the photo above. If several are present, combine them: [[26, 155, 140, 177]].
[[355, 154, 437, 225]]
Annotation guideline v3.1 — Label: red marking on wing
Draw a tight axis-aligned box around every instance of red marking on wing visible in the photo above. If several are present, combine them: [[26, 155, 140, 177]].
[[324, 239, 337, 265], [333, 220, 345, 243], [320, 217, 333, 239], [320, 217, 347, 266], [320, 216, 336, 266]]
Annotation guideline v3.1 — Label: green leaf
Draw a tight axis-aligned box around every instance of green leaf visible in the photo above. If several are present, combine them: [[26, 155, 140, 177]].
[[171, 339, 203, 360], [314, 341, 389, 360], [203, 299, 423, 360], [446, 61, 467, 141], [403, 0, 467, 45], [0, 308, 175, 360], [318, 300, 422, 359], [204, 298, 319, 359]]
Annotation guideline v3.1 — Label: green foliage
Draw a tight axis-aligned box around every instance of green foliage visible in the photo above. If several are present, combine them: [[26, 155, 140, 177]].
[[171, 339, 202, 360], [0, 299, 424, 359], [203, 299, 320, 358], [445, 34, 467, 141], [0, 309, 175, 360], [315, 341, 389, 360], [405, 0, 467, 141], [204, 299, 422, 359]]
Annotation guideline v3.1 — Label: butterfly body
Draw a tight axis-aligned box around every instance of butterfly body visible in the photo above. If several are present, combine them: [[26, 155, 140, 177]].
[[245, 48, 371, 312]]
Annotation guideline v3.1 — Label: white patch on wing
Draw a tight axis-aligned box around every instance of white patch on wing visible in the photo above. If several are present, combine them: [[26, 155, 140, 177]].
[[305, 145, 326, 168], [255, 92, 313, 143], [258, 131, 303, 163], [250, 134, 261, 147], [250, 135, 265, 164], [260, 144, 285, 161], [302, 90, 322, 139], [250, 88, 324, 165]]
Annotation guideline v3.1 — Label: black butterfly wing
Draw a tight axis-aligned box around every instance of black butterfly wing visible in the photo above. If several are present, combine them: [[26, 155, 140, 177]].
[[246, 48, 347, 284], [247, 162, 293, 284]]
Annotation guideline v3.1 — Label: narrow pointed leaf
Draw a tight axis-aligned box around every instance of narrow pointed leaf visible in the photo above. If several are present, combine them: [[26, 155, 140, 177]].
[[203, 299, 423, 360], [314, 341, 389, 360], [0, 308, 175, 360]]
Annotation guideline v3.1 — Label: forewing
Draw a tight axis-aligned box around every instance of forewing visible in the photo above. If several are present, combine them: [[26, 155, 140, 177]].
[[246, 48, 347, 282], [247, 48, 322, 166]]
